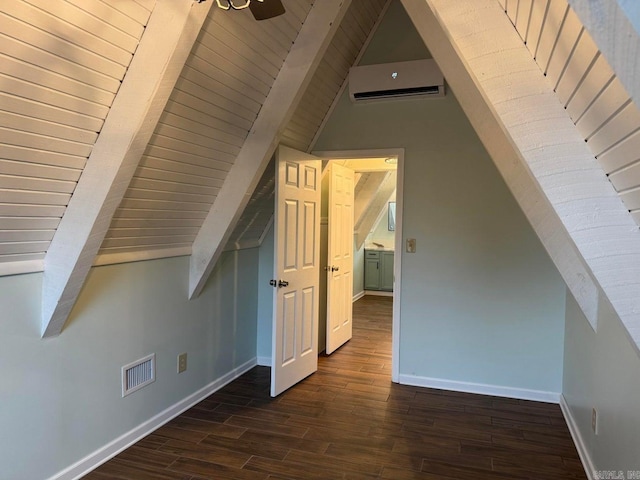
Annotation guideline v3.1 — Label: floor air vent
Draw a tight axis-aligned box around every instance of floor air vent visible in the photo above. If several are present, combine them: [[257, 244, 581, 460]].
[[122, 353, 155, 397]]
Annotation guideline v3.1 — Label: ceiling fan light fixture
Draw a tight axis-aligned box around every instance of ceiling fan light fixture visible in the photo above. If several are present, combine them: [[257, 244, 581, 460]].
[[215, 0, 264, 11]]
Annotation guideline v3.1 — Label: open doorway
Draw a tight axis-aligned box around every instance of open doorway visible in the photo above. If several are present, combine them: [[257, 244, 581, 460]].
[[258, 146, 404, 394], [314, 148, 404, 383]]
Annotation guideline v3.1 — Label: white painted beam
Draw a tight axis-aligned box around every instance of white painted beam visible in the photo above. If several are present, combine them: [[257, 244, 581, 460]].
[[354, 172, 388, 228], [189, 0, 352, 298], [42, 0, 213, 337], [401, 0, 600, 327], [355, 172, 396, 251], [402, 0, 640, 350]]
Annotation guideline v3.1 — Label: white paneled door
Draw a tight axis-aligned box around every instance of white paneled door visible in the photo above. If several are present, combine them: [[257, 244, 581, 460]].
[[271, 146, 321, 397], [326, 164, 355, 354]]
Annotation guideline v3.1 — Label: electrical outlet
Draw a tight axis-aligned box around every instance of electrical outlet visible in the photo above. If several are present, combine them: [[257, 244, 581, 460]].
[[406, 238, 416, 253], [177, 353, 187, 373], [592, 407, 598, 434]]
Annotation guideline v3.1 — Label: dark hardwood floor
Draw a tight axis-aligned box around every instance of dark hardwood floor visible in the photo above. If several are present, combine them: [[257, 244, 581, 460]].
[[85, 295, 587, 479]]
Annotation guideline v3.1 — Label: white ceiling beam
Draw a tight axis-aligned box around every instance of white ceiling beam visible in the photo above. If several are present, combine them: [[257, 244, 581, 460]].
[[401, 0, 600, 325], [355, 172, 396, 251], [402, 0, 640, 349], [189, 0, 352, 298], [41, 0, 213, 337], [354, 172, 388, 227]]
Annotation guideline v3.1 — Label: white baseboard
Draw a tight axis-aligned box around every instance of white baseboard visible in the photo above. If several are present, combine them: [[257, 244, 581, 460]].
[[48, 358, 258, 480], [364, 290, 393, 297], [397, 374, 560, 404], [560, 395, 595, 480], [353, 291, 365, 302], [257, 356, 271, 367]]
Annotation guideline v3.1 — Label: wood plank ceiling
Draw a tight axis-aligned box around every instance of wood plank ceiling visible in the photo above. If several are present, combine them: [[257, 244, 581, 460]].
[[0, 0, 389, 274], [98, 0, 388, 262], [99, 1, 314, 260], [500, 0, 640, 226], [0, 0, 154, 271]]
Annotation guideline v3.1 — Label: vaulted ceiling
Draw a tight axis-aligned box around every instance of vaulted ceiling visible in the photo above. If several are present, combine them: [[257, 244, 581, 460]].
[[0, 0, 387, 277], [1, 0, 639, 347]]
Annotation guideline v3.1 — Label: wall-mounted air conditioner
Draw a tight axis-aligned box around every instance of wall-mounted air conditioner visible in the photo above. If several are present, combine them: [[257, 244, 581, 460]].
[[348, 58, 445, 102]]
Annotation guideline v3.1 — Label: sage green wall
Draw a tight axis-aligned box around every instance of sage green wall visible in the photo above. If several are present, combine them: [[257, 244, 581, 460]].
[[314, 0, 566, 394], [257, 223, 274, 363], [0, 253, 258, 480], [564, 290, 640, 473]]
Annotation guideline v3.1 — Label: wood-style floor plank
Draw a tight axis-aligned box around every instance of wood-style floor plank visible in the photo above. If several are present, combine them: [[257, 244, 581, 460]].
[[85, 295, 587, 479]]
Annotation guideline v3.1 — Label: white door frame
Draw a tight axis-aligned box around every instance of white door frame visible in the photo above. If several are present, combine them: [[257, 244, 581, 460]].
[[312, 148, 404, 383]]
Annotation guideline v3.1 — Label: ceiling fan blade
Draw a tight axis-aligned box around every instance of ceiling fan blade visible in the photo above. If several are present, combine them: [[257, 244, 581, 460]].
[[249, 0, 285, 20]]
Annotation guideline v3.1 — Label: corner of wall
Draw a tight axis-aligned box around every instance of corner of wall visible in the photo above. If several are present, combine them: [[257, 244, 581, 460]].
[[563, 288, 640, 476], [560, 394, 596, 480]]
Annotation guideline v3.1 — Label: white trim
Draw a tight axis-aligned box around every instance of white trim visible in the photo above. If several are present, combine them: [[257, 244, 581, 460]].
[[352, 291, 365, 302], [257, 356, 272, 367], [398, 374, 561, 404], [364, 290, 393, 297], [47, 358, 257, 480], [0, 259, 44, 276], [560, 394, 596, 480], [313, 148, 404, 161], [392, 150, 405, 384], [93, 247, 191, 267], [312, 148, 404, 384]]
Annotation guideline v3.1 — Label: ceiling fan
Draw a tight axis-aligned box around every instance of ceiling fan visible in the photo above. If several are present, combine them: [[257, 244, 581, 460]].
[[214, 0, 286, 20]]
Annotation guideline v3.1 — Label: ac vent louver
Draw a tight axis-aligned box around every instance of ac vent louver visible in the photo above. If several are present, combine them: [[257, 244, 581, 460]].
[[349, 59, 445, 102], [122, 353, 155, 397], [353, 85, 441, 100]]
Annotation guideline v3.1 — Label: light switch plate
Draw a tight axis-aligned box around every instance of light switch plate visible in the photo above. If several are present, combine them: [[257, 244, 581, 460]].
[[406, 238, 416, 253], [178, 353, 187, 373]]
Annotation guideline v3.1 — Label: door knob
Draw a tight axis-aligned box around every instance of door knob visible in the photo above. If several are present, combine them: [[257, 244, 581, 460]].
[[331, 266, 340, 272], [278, 279, 289, 288]]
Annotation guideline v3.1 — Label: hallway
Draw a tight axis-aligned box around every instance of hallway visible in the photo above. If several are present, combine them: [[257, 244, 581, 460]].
[[86, 296, 586, 479]]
